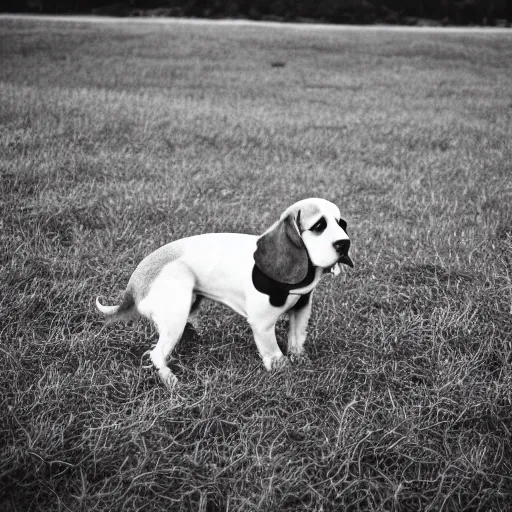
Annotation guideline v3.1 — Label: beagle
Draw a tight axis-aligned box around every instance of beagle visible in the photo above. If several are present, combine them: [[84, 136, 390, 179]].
[[96, 198, 353, 388]]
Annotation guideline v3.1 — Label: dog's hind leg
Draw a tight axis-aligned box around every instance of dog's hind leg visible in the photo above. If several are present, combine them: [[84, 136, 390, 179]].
[[142, 272, 195, 388], [187, 294, 203, 331]]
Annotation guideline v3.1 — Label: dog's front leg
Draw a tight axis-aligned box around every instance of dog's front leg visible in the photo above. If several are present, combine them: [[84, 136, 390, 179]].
[[287, 292, 313, 362], [249, 320, 286, 371]]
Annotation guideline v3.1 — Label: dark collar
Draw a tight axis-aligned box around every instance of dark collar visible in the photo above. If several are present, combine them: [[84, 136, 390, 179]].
[[252, 260, 316, 307]]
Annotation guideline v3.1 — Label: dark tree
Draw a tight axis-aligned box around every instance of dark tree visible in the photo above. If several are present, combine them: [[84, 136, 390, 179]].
[[2, 0, 511, 25]]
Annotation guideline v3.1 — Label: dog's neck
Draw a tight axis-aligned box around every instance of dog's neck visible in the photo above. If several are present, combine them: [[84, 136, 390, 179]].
[[251, 260, 319, 307]]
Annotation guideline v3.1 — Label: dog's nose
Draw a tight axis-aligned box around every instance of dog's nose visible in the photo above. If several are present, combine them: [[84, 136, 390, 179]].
[[333, 239, 350, 255]]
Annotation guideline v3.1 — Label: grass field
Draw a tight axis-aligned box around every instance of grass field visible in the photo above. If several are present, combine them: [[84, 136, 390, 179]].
[[1, 16, 512, 511]]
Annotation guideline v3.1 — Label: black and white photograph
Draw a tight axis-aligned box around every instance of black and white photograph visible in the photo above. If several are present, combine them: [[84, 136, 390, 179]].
[[1, 1, 511, 510]]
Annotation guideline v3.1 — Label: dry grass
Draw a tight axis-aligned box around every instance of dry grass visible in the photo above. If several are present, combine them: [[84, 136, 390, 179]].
[[1, 17, 512, 511]]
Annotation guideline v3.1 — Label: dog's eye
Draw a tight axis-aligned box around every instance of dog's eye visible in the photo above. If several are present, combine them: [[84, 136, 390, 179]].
[[310, 217, 327, 233], [337, 218, 347, 231]]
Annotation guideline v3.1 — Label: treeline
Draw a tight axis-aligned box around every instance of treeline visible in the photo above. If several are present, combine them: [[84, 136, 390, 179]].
[[4, 0, 512, 26]]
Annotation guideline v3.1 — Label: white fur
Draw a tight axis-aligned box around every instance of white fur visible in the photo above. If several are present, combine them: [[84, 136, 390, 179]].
[[292, 198, 349, 269], [96, 198, 352, 388]]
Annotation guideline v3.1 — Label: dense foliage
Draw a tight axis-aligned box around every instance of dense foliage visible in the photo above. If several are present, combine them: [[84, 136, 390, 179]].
[[3, 0, 512, 25]]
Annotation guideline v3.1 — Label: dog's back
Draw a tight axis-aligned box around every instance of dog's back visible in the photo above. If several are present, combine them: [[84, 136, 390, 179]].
[[132, 233, 257, 318]]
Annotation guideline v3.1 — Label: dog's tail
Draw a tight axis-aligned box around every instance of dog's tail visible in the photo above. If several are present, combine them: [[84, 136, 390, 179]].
[[96, 290, 137, 322]]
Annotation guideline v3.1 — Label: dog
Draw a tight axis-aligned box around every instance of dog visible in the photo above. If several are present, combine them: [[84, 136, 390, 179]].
[[96, 198, 353, 388]]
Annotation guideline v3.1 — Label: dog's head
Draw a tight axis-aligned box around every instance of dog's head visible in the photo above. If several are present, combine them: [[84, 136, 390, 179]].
[[254, 198, 353, 284]]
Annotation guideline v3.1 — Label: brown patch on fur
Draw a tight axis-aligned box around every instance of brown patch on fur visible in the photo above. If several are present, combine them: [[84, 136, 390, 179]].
[[127, 242, 183, 303]]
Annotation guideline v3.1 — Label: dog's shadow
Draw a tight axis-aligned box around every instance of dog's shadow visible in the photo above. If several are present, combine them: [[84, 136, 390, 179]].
[[122, 307, 299, 384], [125, 311, 256, 380]]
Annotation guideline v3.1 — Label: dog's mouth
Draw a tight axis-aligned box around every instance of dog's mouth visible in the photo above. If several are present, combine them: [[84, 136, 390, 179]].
[[324, 253, 354, 275], [337, 253, 354, 268]]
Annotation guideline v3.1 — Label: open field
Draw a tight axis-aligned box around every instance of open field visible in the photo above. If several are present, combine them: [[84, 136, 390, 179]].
[[1, 16, 512, 511], [3, 14, 512, 32]]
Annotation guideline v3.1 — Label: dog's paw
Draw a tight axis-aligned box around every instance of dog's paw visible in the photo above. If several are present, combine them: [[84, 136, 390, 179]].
[[264, 355, 288, 371], [157, 367, 178, 390], [289, 352, 311, 365]]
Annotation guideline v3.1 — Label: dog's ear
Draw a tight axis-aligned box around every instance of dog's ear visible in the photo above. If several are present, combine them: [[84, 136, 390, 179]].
[[254, 211, 309, 284]]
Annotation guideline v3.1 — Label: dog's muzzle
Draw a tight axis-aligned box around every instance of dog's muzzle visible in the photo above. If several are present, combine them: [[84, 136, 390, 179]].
[[333, 239, 354, 268]]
